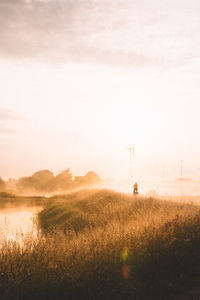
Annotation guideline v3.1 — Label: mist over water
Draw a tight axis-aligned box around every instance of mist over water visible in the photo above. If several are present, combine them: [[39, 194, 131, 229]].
[[0, 0, 200, 298], [1, 178, 200, 244]]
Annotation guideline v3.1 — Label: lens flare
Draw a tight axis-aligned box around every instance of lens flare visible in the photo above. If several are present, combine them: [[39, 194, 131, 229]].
[[121, 246, 128, 261], [122, 265, 130, 279]]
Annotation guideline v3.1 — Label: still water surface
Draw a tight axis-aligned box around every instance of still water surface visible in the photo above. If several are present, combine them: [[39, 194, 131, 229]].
[[0, 206, 41, 245], [1, 181, 200, 245]]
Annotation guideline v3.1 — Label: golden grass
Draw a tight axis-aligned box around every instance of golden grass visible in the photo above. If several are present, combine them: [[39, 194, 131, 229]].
[[0, 190, 200, 299]]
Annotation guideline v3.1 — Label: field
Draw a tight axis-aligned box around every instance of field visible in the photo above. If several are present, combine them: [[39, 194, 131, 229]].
[[0, 189, 200, 299]]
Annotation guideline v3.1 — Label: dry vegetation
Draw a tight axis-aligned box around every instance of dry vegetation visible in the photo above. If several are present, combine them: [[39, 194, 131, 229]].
[[1, 190, 200, 299]]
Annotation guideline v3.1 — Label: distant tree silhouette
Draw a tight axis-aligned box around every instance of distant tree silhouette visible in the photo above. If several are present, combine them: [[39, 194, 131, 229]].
[[6, 178, 17, 191], [55, 169, 73, 191], [32, 170, 55, 192], [74, 171, 101, 187], [17, 170, 55, 194], [84, 171, 101, 184], [0, 177, 6, 191], [15, 169, 101, 195]]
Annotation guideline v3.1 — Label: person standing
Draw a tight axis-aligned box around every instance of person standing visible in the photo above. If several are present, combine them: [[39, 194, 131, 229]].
[[133, 182, 138, 195]]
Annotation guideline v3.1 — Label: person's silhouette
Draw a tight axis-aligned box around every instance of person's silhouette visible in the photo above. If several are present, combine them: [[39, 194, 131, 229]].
[[133, 182, 138, 195]]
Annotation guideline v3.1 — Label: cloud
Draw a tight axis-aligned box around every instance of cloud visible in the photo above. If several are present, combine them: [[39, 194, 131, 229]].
[[0, 0, 199, 67]]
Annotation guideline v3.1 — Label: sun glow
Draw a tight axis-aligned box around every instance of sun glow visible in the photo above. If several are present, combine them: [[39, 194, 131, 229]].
[[0, 59, 200, 180]]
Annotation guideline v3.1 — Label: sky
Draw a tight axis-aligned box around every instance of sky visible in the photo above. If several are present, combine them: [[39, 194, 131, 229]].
[[0, 0, 200, 181]]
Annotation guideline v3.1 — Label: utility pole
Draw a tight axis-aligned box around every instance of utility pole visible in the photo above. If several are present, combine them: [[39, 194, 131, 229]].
[[128, 147, 134, 183]]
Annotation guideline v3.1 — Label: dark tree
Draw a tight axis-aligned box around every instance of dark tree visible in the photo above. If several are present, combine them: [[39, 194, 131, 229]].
[[0, 177, 6, 191], [17, 170, 55, 194], [55, 169, 73, 191]]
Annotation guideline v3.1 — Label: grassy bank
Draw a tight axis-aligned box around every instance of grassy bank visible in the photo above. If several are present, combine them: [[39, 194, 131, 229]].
[[1, 190, 200, 299]]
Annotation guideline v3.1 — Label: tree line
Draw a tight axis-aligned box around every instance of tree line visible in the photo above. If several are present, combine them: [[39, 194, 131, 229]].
[[0, 169, 102, 195]]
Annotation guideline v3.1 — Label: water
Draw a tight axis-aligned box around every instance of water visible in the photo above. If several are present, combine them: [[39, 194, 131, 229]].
[[0, 206, 41, 245], [1, 181, 200, 246]]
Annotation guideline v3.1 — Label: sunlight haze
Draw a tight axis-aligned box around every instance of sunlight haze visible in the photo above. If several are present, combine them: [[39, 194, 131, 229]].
[[0, 0, 200, 181]]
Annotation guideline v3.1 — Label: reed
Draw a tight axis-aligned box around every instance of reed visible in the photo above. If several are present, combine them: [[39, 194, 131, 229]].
[[0, 190, 200, 299]]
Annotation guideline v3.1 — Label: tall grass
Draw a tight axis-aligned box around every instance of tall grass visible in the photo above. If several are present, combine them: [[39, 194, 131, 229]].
[[1, 190, 200, 299]]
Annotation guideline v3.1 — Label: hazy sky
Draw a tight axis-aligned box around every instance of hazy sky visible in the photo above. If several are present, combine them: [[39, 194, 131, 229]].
[[0, 0, 200, 180]]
